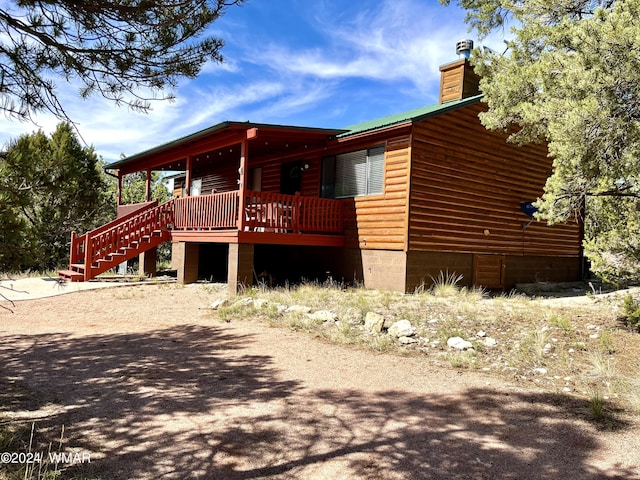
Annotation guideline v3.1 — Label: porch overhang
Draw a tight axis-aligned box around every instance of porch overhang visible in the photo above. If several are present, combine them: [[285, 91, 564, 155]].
[[105, 121, 347, 175]]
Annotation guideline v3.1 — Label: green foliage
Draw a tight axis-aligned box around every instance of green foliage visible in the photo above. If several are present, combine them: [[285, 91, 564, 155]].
[[622, 295, 640, 331], [598, 330, 617, 354], [0, 0, 245, 122], [115, 171, 171, 205], [583, 196, 640, 283], [446, 350, 478, 369], [442, 0, 640, 282], [0, 194, 27, 271], [548, 314, 573, 334], [0, 123, 112, 272]]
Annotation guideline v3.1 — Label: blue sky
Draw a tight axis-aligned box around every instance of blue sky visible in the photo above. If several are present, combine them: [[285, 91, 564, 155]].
[[0, 0, 507, 164]]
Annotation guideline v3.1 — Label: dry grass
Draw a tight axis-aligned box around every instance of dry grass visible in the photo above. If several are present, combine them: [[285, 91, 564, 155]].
[[0, 421, 78, 480], [212, 280, 640, 419]]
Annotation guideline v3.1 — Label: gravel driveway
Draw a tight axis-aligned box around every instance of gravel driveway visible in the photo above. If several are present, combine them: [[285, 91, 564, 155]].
[[1, 284, 638, 479]]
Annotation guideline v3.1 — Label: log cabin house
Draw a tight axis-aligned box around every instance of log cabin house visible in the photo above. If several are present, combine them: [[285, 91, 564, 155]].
[[58, 55, 583, 294]]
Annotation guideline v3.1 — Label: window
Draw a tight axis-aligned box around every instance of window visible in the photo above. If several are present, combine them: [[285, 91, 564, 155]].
[[321, 146, 385, 198]]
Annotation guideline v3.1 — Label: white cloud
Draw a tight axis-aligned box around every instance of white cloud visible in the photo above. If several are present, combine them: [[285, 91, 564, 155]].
[[249, 0, 468, 92], [246, 0, 507, 101], [176, 81, 286, 129], [0, 77, 280, 162], [200, 56, 241, 75], [243, 80, 338, 124]]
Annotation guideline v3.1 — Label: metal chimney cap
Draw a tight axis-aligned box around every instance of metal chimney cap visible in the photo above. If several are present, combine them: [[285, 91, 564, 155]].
[[456, 39, 474, 59]]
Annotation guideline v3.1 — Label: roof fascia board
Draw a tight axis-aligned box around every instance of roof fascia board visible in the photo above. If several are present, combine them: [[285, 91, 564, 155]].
[[111, 131, 247, 175], [107, 121, 346, 172]]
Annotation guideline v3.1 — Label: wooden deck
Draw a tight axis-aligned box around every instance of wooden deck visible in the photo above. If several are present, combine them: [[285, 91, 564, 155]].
[[60, 190, 344, 282], [170, 190, 345, 246]]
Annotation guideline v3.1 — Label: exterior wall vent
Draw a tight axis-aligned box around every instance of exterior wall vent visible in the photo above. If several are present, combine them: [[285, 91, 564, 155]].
[[455, 39, 474, 59]]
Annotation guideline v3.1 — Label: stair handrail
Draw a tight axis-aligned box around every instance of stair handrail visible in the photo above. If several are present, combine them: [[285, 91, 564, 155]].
[[86, 199, 175, 270], [70, 200, 159, 265]]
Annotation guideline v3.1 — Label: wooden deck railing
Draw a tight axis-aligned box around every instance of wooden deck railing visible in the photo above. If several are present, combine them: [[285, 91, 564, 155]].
[[243, 190, 343, 233], [69, 190, 342, 269], [172, 190, 343, 234], [173, 191, 239, 229]]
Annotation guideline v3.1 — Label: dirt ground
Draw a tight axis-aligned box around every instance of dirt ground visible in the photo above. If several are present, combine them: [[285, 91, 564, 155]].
[[1, 283, 639, 479]]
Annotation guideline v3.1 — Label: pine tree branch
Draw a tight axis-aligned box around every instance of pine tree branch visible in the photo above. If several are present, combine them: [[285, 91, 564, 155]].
[[0, 0, 245, 121]]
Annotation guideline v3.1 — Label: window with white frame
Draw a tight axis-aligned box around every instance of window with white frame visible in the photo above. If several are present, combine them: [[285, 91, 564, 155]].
[[321, 145, 385, 198]]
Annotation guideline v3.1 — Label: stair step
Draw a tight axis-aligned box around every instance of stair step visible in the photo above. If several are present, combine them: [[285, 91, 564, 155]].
[[96, 258, 116, 265], [70, 264, 85, 272], [57, 270, 84, 281]]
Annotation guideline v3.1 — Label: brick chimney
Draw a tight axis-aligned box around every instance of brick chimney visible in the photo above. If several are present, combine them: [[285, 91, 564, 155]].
[[438, 40, 481, 104]]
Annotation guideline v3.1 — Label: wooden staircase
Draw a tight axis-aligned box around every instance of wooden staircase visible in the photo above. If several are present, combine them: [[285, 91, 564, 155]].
[[58, 199, 174, 282]]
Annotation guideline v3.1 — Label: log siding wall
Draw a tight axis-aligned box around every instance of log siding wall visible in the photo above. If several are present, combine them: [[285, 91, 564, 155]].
[[343, 136, 411, 250], [173, 158, 239, 197], [408, 103, 582, 257], [247, 153, 320, 197], [193, 158, 239, 194], [171, 152, 322, 198]]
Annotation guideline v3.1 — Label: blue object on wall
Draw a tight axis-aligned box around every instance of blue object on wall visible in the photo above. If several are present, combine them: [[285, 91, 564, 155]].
[[520, 202, 538, 217]]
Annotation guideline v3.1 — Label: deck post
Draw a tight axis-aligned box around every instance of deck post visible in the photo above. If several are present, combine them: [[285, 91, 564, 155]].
[[175, 242, 199, 284], [293, 192, 301, 232], [138, 247, 157, 278], [83, 233, 92, 281], [237, 138, 249, 231], [145, 169, 151, 202], [227, 243, 254, 296], [116, 172, 122, 206], [185, 156, 192, 196]]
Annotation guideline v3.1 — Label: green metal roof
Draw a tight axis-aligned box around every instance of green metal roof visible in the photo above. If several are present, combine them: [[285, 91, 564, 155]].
[[338, 94, 483, 138], [106, 95, 483, 170]]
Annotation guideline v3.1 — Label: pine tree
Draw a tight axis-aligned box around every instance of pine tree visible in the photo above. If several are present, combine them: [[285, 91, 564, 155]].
[[442, 0, 640, 282], [0, 123, 112, 271]]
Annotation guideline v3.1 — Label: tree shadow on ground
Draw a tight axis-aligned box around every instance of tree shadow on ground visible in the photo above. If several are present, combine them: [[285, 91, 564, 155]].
[[1, 324, 637, 479], [0, 324, 300, 478], [215, 388, 635, 480]]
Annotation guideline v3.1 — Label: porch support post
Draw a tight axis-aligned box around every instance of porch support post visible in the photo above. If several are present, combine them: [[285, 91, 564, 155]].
[[175, 241, 199, 284], [237, 138, 249, 231], [116, 171, 122, 206], [227, 243, 254, 296], [138, 247, 157, 278], [145, 168, 152, 202], [185, 156, 193, 197]]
